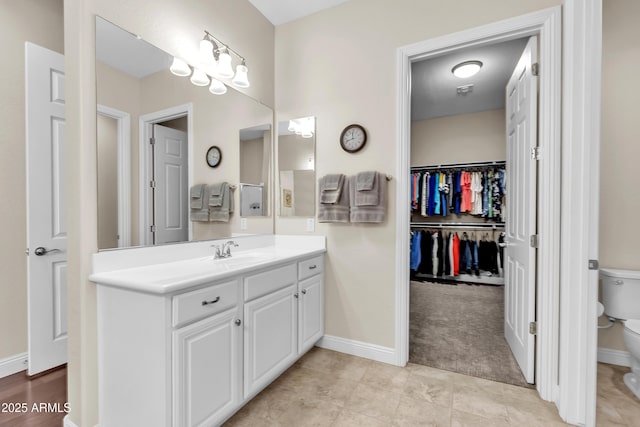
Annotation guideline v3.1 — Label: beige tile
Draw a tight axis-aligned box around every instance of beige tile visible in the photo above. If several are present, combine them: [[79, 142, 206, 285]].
[[595, 399, 628, 427], [297, 347, 340, 372], [452, 390, 509, 420], [299, 348, 372, 382], [451, 374, 505, 401], [272, 366, 359, 407], [403, 373, 454, 408], [345, 382, 402, 423], [393, 395, 451, 427], [361, 361, 411, 394], [235, 389, 298, 422], [451, 409, 509, 427], [275, 395, 342, 427], [333, 409, 390, 427], [505, 402, 569, 427], [407, 362, 463, 383], [611, 396, 640, 427]]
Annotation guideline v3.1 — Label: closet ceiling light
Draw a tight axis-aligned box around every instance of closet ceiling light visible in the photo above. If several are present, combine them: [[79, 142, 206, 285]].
[[452, 60, 483, 78]]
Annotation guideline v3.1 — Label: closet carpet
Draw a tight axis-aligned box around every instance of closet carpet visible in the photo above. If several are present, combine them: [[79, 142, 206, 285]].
[[410, 280, 532, 388]]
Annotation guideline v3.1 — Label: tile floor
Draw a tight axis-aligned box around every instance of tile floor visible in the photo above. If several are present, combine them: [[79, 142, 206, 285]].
[[226, 347, 581, 426]]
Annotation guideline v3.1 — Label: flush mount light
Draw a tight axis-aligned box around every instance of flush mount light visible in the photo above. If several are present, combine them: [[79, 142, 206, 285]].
[[452, 60, 483, 78]]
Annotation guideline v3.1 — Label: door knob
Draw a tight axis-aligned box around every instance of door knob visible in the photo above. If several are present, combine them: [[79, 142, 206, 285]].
[[34, 247, 61, 256], [235, 319, 242, 326]]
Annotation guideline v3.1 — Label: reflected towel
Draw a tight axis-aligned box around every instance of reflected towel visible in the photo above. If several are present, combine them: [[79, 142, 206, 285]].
[[318, 176, 350, 222], [190, 184, 210, 222], [190, 184, 205, 209], [320, 174, 345, 204], [208, 182, 225, 207], [354, 171, 379, 206], [209, 184, 234, 222]]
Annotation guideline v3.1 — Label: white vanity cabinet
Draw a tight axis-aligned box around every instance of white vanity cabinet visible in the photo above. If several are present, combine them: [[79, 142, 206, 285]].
[[94, 248, 325, 427], [172, 280, 242, 426]]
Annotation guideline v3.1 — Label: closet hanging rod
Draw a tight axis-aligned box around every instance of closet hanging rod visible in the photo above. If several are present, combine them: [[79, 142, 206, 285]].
[[410, 160, 506, 172], [410, 221, 505, 229]]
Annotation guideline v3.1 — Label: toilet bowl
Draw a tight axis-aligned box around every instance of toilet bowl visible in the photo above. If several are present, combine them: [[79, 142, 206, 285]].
[[623, 319, 640, 399], [600, 268, 640, 400]]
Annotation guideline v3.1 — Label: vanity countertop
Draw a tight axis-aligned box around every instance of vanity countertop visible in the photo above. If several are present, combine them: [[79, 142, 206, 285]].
[[90, 235, 326, 295]]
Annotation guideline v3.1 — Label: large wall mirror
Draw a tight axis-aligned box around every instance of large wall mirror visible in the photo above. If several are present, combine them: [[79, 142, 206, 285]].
[[96, 16, 274, 250], [277, 117, 316, 217]]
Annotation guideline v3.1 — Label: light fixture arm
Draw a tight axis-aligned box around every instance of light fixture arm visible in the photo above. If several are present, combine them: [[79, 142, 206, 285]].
[[203, 31, 246, 64]]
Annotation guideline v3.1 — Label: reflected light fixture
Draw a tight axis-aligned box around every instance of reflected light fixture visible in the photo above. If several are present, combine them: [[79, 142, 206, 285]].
[[199, 38, 215, 65], [216, 47, 235, 79], [452, 60, 483, 78], [170, 57, 191, 76], [288, 117, 315, 139], [231, 60, 250, 88], [190, 68, 210, 86]]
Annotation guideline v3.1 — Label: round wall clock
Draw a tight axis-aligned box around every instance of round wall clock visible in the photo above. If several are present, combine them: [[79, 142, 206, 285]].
[[206, 146, 222, 168], [340, 124, 367, 153]]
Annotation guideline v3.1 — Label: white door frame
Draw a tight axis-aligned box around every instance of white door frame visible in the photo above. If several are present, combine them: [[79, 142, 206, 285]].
[[138, 103, 193, 246], [395, 3, 562, 404], [97, 104, 131, 248]]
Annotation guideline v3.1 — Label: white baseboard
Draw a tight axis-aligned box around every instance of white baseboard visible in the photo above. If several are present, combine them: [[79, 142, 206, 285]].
[[317, 335, 397, 365], [63, 415, 80, 427], [0, 352, 28, 379], [598, 347, 632, 367]]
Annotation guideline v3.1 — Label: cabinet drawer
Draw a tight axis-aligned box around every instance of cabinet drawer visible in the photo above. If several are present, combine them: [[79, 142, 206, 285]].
[[173, 280, 239, 328], [298, 256, 324, 281], [244, 264, 296, 302]]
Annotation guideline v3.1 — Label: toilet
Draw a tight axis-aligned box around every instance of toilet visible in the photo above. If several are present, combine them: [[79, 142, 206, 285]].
[[601, 268, 640, 400]]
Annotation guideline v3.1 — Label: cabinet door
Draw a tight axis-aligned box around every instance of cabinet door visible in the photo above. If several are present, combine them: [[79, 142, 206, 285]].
[[173, 308, 241, 427], [244, 284, 297, 398], [298, 275, 324, 354]]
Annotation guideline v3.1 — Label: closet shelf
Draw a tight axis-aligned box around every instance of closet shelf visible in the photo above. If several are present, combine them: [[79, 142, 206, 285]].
[[411, 221, 505, 229], [410, 160, 505, 172]]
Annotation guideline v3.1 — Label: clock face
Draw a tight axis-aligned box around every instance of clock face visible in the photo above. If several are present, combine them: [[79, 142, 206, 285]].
[[341, 124, 367, 153], [206, 146, 221, 168]]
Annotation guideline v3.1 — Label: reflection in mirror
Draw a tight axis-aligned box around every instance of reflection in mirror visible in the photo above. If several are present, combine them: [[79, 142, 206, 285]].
[[278, 117, 316, 217], [239, 124, 271, 217], [95, 17, 274, 250]]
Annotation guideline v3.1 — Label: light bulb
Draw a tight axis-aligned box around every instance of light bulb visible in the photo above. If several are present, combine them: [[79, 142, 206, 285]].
[[169, 57, 191, 77], [209, 78, 227, 95], [288, 120, 296, 133], [199, 39, 215, 65], [216, 49, 234, 78], [190, 68, 210, 86], [452, 60, 483, 78], [231, 64, 250, 88]]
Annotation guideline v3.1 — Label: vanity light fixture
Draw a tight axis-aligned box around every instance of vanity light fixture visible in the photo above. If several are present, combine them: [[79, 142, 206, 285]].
[[288, 117, 315, 139], [452, 60, 483, 78], [190, 68, 210, 86], [209, 78, 227, 95], [169, 57, 191, 76], [199, 38, 216, 65], [216, 47, 235, 78], [232, 60, 250, 88]]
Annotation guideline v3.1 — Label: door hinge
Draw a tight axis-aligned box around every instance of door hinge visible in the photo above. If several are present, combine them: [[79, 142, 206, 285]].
[[530, 146, 541, 160], [588, 259, 599, 270], [150, 225, 156, 233], [529, 321, 537, 335], [530, 234, 539, 248], [150, 180, 156, 188], [149, 137, 155, 145], [532, 62, 539, 76]]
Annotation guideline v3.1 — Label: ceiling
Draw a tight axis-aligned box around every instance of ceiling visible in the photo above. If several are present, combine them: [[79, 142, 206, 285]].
[[248, 0, 351, 25], [411, 38, 528, 121]]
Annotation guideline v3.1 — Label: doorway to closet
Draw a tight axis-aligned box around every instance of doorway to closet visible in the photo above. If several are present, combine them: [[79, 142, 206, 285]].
[[408, 36, 536, 388]]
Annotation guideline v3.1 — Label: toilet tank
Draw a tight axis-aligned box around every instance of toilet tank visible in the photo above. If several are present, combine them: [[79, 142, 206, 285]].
[[601, 268, 640, 320]]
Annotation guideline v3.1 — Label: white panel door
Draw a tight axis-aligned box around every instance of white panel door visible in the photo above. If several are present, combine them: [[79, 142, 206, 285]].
[[173, 308, 242, 427], [298, 275, 323, 354], [25, 43, 67, 375], [153, 124, 188, 245], [244, 285, 297, 399], [504, 36, 538, 384]]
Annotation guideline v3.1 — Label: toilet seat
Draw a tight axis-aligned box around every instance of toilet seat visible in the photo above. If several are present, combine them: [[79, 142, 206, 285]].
[[624, 319, 640, 335]]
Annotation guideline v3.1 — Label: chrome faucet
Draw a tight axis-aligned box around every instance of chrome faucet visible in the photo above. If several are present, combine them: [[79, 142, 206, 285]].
[[211, 244, 223, 259], [222, 240, 239, 257]]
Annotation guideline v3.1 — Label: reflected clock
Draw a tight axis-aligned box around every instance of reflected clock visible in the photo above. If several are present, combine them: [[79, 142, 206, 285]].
[[206, 146, 222, 168]]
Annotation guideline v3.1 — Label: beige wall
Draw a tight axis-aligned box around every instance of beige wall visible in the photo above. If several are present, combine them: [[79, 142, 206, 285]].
[[0, 0, 64, 361], [411, 109, 506, 166], [97, 114, 119, 249], [64, 1, 274, 425], [598, 0, 640, 351], [240, 137, 265, 185], [274, 0, 559, 349]]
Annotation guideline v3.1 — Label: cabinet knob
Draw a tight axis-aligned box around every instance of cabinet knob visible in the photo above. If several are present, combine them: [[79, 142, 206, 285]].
[[235, 319, 242, 326], [301, 289, 307, 295], [202, 296, 221, 306], [294, 293, 299, 299]]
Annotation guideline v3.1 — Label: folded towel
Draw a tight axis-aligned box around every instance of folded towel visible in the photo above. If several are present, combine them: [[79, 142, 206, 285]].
[[208, 182, 226, 207], [356, 171, 377, 191], [190, 184, 210, 222], [349, 174, 386, 223], [209, 183, 234, 222], [355, 172, 379, 206], [318, 176, 350, 222], [320, 174, 345, 204], [190, 184, 205, 209]]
